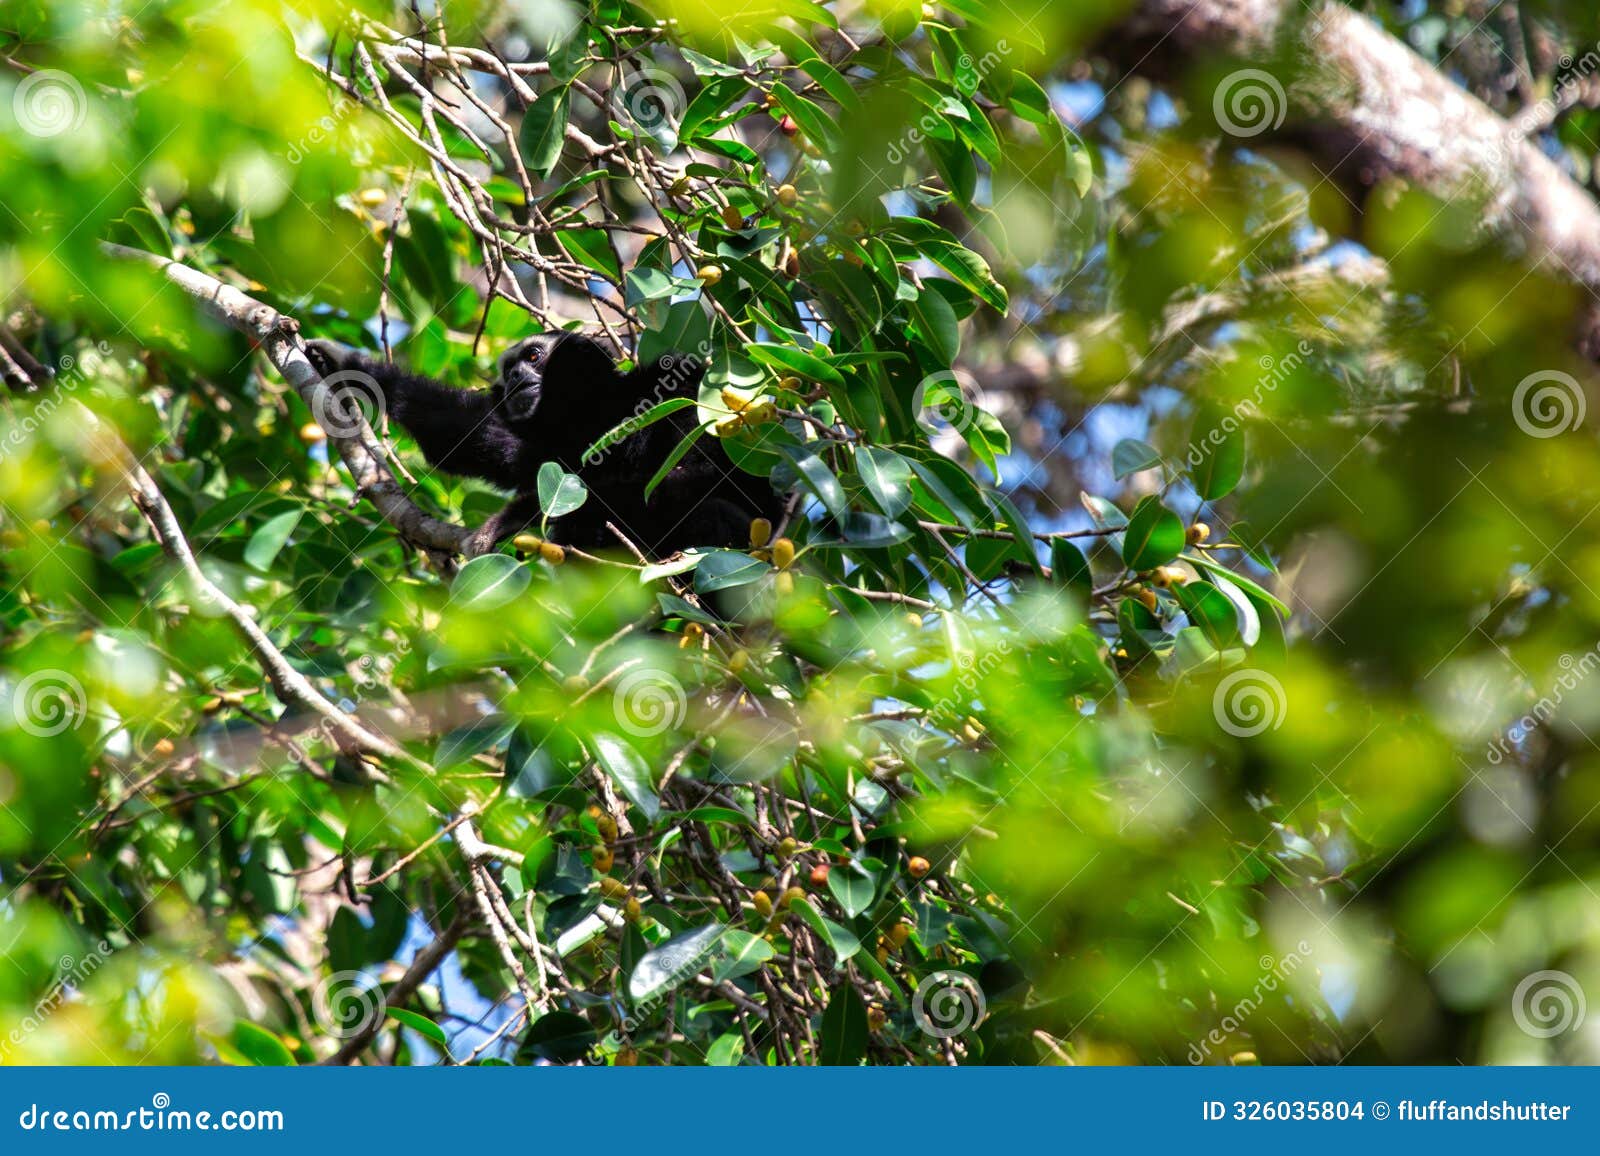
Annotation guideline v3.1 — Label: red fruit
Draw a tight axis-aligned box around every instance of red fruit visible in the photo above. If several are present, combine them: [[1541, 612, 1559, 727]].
[[810, 864, 831, 886]]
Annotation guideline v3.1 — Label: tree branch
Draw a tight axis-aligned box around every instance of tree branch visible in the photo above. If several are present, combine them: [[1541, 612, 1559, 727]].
[[100, 242, 472, 553]]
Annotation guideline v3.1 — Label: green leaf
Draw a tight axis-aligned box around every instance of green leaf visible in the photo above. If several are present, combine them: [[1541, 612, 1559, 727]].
[[1122, 496, 1185, 571], [1007, 71, 1053, 124], [712, 929, 775, 982], [826, 862, 877, 918], [790, 898, 861, 960], [678, 75, 749, 142], [706, 1032, 745, 1066], [781, 445, 849, 521], [451, 553, 530, 611], [1186, 554, 1289, 616], [694, 549, 768, 593], [818, 983, 869, 1066], [1049, 538, 1093, 594], [1174, 581, 1240, 649], [855, 446, 914, 518], [644, 423, 710, 501], [1190, 404, 1246, 499], [591, 732, 661, 819], [519, 85, 571, 178], [627, 923, 725, 1003], [1207, 571, 1262, 647], [386, 1007, 448, 1048], [581, 398, 696, 464], [229, 1021, 297, 1066], [746, 342, 846, 388], [1111, 438, 1162, 480], [244, 509, 301, 571], [770, 81, 841, 151], [537, 461, 588, 518]]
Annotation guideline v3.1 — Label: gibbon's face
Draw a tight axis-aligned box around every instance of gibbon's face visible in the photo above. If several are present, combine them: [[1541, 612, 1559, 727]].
[[495, 332, 617, 426]]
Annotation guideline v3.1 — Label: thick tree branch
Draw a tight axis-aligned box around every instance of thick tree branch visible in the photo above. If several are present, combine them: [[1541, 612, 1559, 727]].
[[1118, 0, 1600, 352], [83, 412, 407, 777], [100, 243, 472, 553]]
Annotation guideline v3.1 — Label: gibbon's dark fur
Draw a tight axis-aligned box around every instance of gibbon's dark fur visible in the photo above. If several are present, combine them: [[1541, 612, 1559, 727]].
[[305, 333, 783, 555]]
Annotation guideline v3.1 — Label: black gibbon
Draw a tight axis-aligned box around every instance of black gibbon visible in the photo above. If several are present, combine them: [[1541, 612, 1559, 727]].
[[305, 333, 784, 555]]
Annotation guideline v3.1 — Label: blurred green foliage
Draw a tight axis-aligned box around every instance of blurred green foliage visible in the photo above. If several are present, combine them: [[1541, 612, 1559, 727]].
[[2, 0, 1600, 1066]]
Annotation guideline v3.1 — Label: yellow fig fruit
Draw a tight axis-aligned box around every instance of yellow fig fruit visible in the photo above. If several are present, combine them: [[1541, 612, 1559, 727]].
[[1136, 587, 1159, 612], [598, 876, 629, 899], [772, 537, 796, 569], [1186, 522, 1211, 545], [623, 897, 643, 922], [777, 836, 798, 859], [539, 542, 566, 566], [776, 183, 798, 207], [752, 890, 773, 919], [720, 204, 744, 230], [696, 264, 723, 286], [749, 518, 773, 548], [513, 533, 543, 553], [868, 1004, 887, 1031], [563, 674, 589, 693], [299, 422, 326, 443], [615, 1046, 639, 1066], [778, 375, 803, 393], [593, 846, 615, 873], [597, 814, 619, 844], [714, 416, 744, 437], [907, 855, 931, 879], [775, 571, 795, 596], [744, 401, 778, 425], [721, 386, 750, 413], [888, 922, 911, 949], [728, 648, 749, 674], [781, 885, 806, 909], [358, 187, 388, 206]]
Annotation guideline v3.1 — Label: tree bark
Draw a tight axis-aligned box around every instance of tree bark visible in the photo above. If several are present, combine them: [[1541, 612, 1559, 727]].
[[1116, 0, 1600, 354]]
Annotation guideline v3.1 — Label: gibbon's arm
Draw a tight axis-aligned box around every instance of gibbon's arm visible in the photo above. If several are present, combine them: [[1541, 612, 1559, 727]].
[[306, 340, 526, 491]]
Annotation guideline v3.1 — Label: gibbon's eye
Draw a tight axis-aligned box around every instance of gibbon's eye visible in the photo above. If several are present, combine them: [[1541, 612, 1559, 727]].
[[526, 344, 547, 365]]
